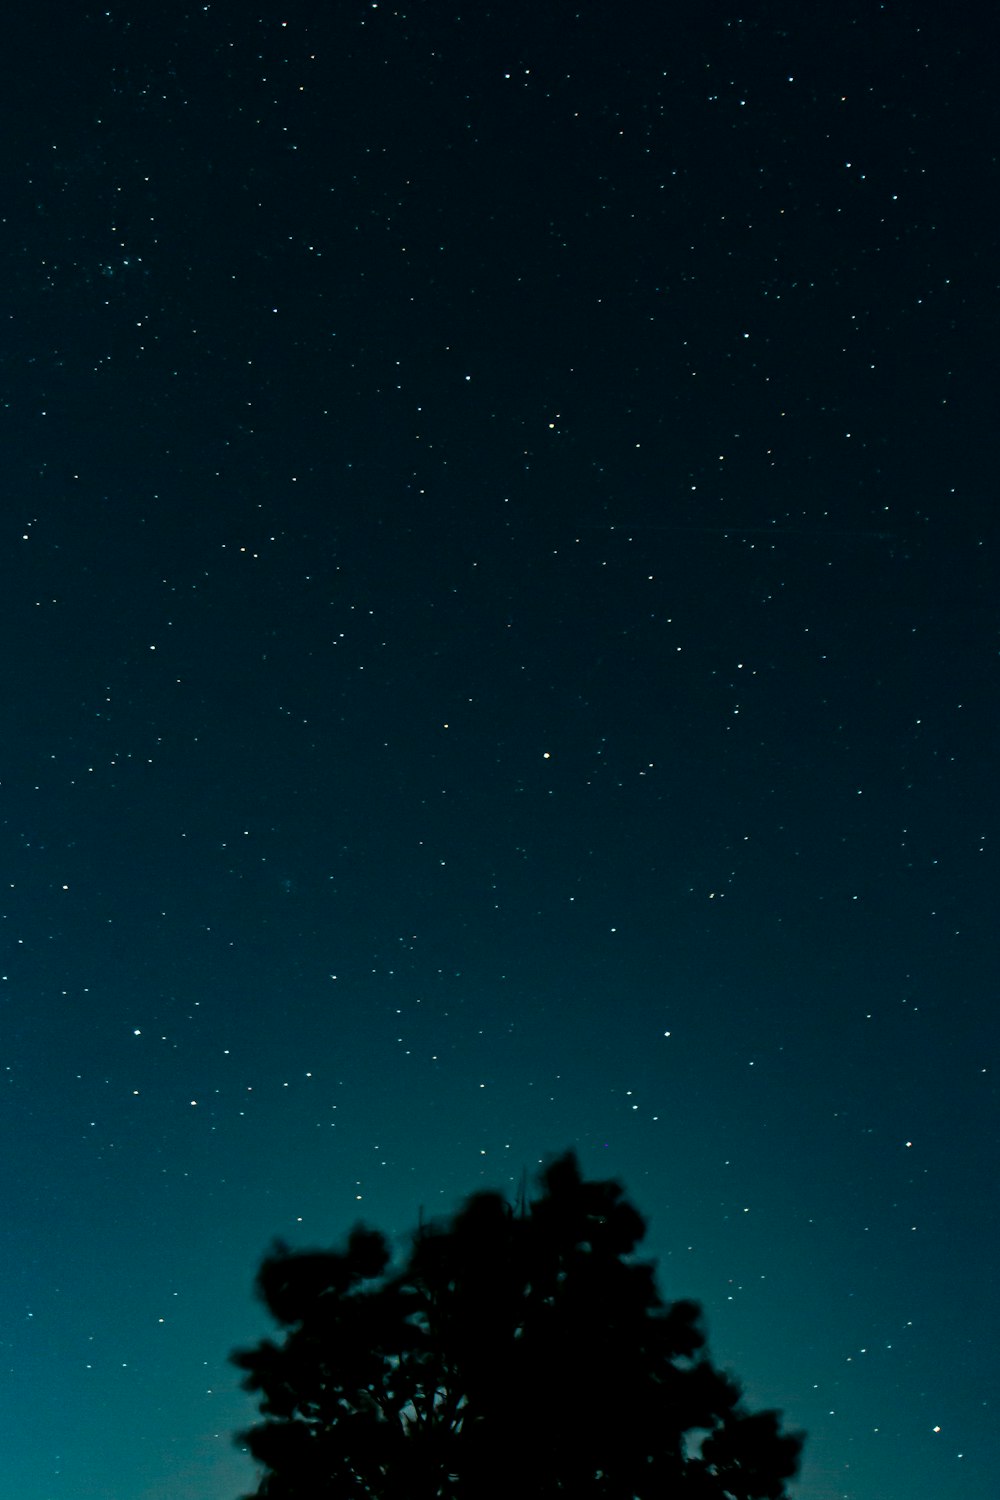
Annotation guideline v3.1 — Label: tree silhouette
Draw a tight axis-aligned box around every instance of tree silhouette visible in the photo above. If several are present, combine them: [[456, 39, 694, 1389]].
[[231, 1151, 804, 1499]]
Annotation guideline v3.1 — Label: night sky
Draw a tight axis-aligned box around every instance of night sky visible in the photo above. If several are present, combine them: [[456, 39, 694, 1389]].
[[3, 3, 998, 1498]]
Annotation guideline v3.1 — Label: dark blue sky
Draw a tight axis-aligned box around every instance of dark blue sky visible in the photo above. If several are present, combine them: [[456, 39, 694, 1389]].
[[3, 3, 997, 1497]]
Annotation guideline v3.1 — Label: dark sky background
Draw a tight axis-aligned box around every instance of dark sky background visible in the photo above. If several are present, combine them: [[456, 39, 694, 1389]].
[[3, 2, 998, 1497]]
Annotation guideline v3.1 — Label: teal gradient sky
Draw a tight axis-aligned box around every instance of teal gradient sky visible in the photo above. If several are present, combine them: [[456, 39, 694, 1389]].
[[2, 4, 997, 1497]]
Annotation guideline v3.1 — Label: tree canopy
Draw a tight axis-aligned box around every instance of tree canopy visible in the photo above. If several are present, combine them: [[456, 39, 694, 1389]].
[[232, 1151, 804, 1499]]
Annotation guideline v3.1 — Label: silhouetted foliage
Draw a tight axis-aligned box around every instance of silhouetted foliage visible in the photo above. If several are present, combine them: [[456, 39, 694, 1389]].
[[232, 1151, 804, 1499]]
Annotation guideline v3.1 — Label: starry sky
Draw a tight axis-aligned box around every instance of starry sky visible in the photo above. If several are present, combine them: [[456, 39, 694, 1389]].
[[3, 3, 998, 1498]]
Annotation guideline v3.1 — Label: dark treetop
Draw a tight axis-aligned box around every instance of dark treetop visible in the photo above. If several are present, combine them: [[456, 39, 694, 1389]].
[[233, 1152, 804, 1499]]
